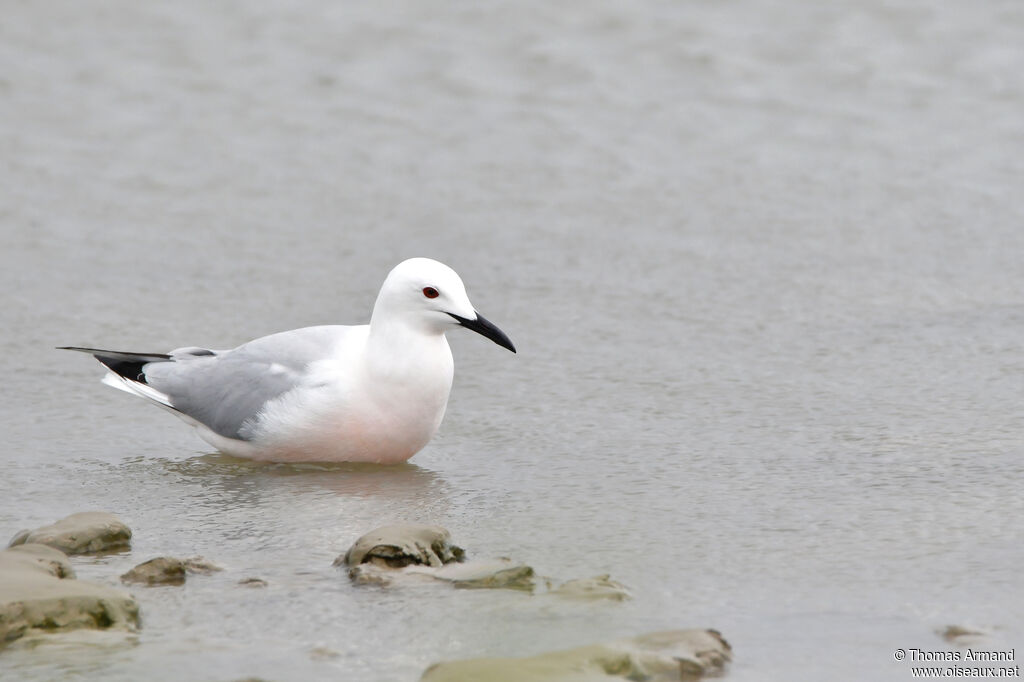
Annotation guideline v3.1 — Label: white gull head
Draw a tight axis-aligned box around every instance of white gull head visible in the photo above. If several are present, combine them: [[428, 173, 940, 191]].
[[371, 257, 516, 352]]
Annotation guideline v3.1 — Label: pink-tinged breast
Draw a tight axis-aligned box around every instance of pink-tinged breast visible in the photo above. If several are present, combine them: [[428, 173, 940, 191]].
[[248, 409, 439, 464]]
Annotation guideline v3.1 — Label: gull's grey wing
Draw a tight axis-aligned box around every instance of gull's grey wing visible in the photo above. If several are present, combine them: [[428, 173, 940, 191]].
[[142, 325, 348, 440]]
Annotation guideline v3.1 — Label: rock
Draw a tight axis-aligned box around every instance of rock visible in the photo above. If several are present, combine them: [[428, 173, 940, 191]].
[[309, 646, 341, 660], [549, 575, 631, 602], [338, 525, 633, 598], [421, 559, 536, 592], [8, 529, 30, 546], [0, 544, 140, 642], [421, 629, 732, 681], [4, 543, 76, 579], [119, 555, 222, 585], [121, 557, 187, 585], [183, 556, 224, 574], [939, 624, 990, 645], [238, 577, 268, 588], [338, 524, 465, 569], [340, 525, 538, 591], [351, 559, 536, 590], [8, 512, 131, 555], [347, 563, 398, 586]]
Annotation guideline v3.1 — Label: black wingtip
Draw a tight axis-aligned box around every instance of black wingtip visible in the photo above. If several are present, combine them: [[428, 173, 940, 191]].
[[59, 346, 173, 384]]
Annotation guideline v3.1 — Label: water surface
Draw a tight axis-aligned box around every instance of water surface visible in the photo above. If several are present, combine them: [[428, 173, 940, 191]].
[[2, 1, 1022, 680]]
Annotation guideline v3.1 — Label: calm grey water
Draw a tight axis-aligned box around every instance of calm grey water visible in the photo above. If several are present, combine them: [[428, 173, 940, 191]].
[[2, 1, 1022, 680]]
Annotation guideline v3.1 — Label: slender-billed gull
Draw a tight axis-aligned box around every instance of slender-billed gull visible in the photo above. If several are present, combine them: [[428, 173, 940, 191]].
[[60, 258, 515, 463]]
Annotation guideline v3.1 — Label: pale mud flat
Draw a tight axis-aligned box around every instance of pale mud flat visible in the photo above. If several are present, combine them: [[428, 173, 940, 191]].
[[2, 0, 1024, 680]]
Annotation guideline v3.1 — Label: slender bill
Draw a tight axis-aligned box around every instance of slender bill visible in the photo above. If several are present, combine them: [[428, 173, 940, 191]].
[[448, 313, 516, 353]]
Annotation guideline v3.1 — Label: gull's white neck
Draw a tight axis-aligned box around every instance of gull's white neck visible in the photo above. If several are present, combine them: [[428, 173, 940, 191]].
[[363, 315, 455, 399]]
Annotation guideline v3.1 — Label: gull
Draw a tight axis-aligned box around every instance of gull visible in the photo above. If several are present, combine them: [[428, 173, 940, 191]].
[[60, 258, 515, 463]]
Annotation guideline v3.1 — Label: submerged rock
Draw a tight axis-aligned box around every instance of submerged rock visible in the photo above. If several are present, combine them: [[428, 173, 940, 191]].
[[121, 557, 187, 585], [339, 525, 632, 596], [549, 575, 631, 602], [238, 577, 268, 588], [339, 525, 537, 591], [421, 628, 732, 681], [939, 624, 990, 645], [183, 556, 224, 574], [3, 542, 76, 579], [8, 512, 132, 555], [351, 558, 536, 590], [119, 555, 223, 585], [309, 646, 341, 660], [0, 543, 140, 642], [338, 524, 465, 569], [422, 559, 535, 592]]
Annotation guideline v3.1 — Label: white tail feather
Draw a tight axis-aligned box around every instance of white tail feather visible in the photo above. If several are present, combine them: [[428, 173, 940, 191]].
[[101, 371, 174, 408]]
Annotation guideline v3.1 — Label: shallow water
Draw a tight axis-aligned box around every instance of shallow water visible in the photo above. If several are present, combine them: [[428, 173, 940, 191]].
[[2, 1, 1022, 680]]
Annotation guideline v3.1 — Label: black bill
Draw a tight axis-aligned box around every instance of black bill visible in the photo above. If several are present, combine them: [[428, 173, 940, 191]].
[[448, 312, 516, 353]]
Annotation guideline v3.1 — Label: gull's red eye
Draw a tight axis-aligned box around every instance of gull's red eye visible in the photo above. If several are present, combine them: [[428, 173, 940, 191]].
[[422, 287, 439, 299]]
